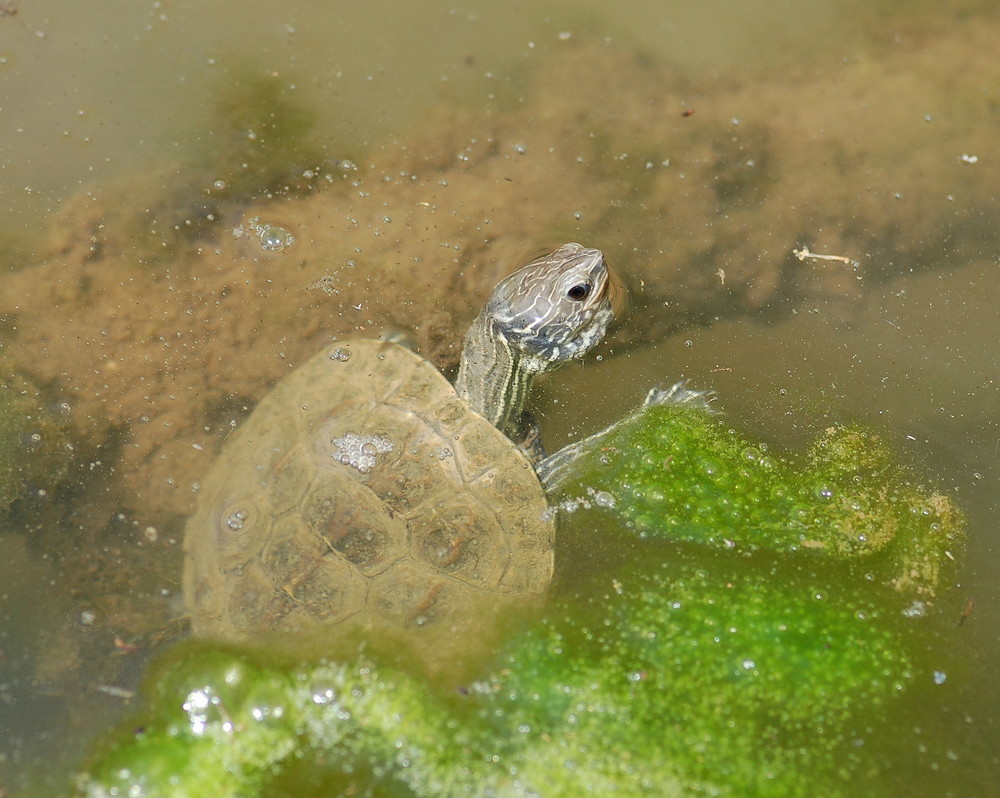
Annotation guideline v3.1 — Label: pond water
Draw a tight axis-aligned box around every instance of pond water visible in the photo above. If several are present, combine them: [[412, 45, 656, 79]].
[[2, 0, 999, 795]]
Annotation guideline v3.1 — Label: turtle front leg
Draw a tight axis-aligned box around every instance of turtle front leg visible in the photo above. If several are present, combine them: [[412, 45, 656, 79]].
[[513, 410, 548, 464], [537, 381, 715, 492], [640, 381, 716, 412]]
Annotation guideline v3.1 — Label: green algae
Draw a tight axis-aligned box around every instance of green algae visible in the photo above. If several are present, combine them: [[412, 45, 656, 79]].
[[549, 403, 960, 597], [493, 563, 910, 795], [77, 565, 919, 797], [76, 402, 963, 797]]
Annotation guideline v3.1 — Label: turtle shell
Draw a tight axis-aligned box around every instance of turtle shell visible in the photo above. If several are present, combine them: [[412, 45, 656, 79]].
[[182, 339, 554, 653]]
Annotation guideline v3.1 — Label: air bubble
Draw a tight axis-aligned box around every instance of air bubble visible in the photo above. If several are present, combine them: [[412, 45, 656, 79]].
[[259, 224, 295, 251], [234, 215, 297, 253], [593, 490, 615, 508], [225, 507, 250, 531], [310, 684, 337, 706], [902, 601, 926, 618], [332, 432, 394, 472]]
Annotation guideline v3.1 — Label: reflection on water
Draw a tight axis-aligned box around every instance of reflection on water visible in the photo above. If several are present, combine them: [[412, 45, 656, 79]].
[[2, 0, 999, 794]]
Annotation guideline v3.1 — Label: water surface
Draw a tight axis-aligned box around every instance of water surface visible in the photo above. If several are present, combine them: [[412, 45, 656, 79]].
[[2, 0, 998, 794]]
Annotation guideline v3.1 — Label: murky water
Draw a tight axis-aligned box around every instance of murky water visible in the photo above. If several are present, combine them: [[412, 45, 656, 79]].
[[2, 0, 999, 794]]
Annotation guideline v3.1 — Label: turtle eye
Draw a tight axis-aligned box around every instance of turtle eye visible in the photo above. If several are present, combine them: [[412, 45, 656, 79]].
[[567, 283, 592, 301]]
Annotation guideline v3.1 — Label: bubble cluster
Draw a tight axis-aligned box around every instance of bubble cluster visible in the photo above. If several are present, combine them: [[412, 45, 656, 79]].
[[331, 432, 394, 473], [901, 600, 927, 618], [225, 507, 250, 531], [233, 215, 297, 253], [182, 686, 228, 735], [544, 485, 618, 520]]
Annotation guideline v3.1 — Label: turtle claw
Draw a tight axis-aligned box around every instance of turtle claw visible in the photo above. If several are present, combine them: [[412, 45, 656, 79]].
[[643, 381, 716, 412], [376, 330, 412, 348], [539, 380, 716, 493]]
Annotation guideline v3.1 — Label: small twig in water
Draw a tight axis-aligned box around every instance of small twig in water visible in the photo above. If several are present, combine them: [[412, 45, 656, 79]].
[[0, 1, 46, 37], [95, 684, 136, 700], [793, 246, 858, 266]]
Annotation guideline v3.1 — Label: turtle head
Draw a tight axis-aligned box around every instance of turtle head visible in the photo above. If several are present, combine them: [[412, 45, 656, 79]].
[[455, 242, 617, 441], [487, 242, 616, 375]]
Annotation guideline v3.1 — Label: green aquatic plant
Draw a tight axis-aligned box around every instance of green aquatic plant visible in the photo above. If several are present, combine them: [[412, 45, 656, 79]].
[[76, 402, 962, 797], [548, 402, 959, 597]]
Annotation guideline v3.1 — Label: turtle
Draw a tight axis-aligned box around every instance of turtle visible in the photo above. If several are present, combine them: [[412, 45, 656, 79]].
[[182, 242, 616, 656]]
